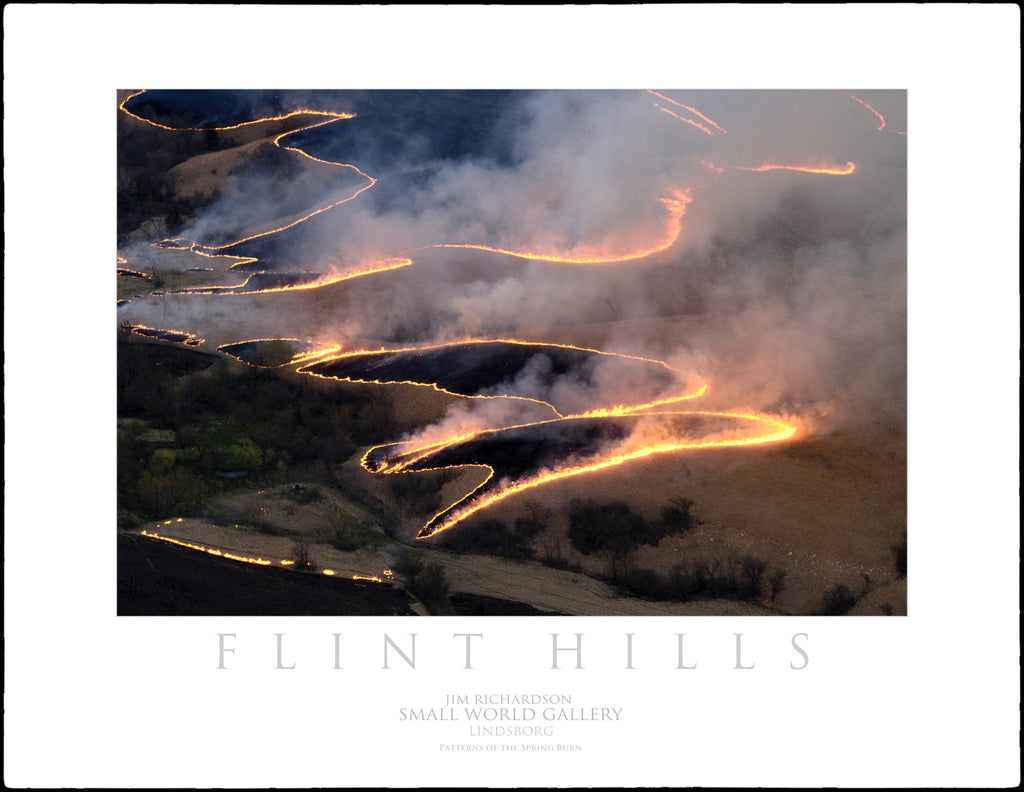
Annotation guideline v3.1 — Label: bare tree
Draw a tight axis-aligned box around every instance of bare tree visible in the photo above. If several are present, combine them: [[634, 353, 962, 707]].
[[767, 567, 788, 602]]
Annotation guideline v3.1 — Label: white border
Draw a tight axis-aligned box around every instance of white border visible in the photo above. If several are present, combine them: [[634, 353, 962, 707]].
[[4, 4, 1020, 788]]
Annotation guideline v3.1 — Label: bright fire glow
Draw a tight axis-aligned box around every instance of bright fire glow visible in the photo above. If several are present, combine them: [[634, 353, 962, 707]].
[[362, 409, 798, 539], [124, 90, 812, 546], [733, 161, 856, 175], [849, 94, 906, 135], [299, 338, 706, 420], [121, 90, 375, 266], [647, 90, 727, 135], [141, 529, 276, 566], [126, 323, 204, 346], [427, 191, 692, 264], [849, 94, 886, 131], [172, 258, 413, 296]]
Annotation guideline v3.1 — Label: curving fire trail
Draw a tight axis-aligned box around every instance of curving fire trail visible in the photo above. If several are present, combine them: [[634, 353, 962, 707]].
[[296, 338, 793, 538], [123, 91, 699, 271], [849, 94, 907, 135], [647, 90, 727, 136], [733, 161, 856, 175], [298, 339, 705, 418], [427, 191, 693, 264], [363, 410, 796, 538], [121, 90, 809, 542], [169, 257, 412, 296], [120, 90, 378, 286], [219, 338, 343, 368], [140, 522, 390, 581], [126, 323, 204, 346]]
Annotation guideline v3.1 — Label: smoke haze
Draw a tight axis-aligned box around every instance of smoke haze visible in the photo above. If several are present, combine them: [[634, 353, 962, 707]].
[[119, 89, 906, 438]]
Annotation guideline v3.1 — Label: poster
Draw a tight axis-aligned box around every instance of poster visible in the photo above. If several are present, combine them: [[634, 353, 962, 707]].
[[4, 5, 1019, 788]]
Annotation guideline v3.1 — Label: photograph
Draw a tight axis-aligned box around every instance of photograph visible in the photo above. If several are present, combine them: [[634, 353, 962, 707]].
[[115, 87, 908, 619]]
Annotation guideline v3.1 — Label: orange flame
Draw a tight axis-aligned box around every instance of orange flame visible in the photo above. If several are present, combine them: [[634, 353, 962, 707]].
[[141, 530, 276, 566], [300, 338, 706, 422], [849, 94, 886, 131], [647, 90, 727, 135], [403, 410, 797, 538], [733, 161, 856, 175], [849, 94, 906, 135], [426, 191, 692, 264], [122, 90, 374, 260]]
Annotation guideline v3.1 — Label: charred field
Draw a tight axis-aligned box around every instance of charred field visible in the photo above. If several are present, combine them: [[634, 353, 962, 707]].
[[117, 88, 907, 616]]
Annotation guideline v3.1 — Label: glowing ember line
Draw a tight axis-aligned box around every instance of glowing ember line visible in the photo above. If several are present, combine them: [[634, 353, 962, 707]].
[[849, 94, 906, 135], [301, 338, 706, 425], [655, 104, 717, 135], [426, 191, 692, 263], [733, 161, 856, 175], [217, 338, 343, 368], [647, 90, 727, 134], [412, 410, 797, 537], [849, 94, 885, 130], [141, 530, 276, 566], [173, 258, 413, 296], [127, 324, 204, 346], [187, 166, 375, 255], [122, 90, 375, 261], [119, 90, 355, 133]]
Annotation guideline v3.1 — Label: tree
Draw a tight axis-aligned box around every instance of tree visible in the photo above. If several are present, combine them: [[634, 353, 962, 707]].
[[659, 495, 697, 534], [290, 538, 317, 572], [767, 567, 788, 602], [567, 499, 647, 579], [820, 583, 859, 615], [892, 534, 907, 577]]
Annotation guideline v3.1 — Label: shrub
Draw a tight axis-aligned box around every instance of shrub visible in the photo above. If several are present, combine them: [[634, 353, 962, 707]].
[[661, 553, 773, 603], [514, 501, 551, 540], [393, 552, 451, 613], [393, 550, 426, 582], [136, 468, 206, 517], [413, 560, 451, 604], [567, 499, 646, 556], [615, 567, 668, 599], [767, 567, 788, 602], [738, 554, 769, 600], [820, 583, 859, 615], [659, 495, 698, 535], [892, 534, 907, 577], [290, 538, 317, 572], [320, 504, 383, 551]]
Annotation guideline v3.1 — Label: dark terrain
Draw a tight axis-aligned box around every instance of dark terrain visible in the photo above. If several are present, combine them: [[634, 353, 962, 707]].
[[118, 533, 417, 616]]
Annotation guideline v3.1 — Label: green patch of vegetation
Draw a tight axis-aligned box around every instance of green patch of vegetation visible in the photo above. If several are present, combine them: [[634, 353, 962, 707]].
[[318, 503, 385, 551], [118, 331, 398, 525]]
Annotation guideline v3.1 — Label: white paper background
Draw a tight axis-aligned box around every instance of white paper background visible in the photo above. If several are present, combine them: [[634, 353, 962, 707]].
[[4, 4, 1020, 788]]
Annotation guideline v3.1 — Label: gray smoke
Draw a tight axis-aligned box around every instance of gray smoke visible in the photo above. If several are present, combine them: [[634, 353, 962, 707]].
[[120, 89, 906, 436]]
